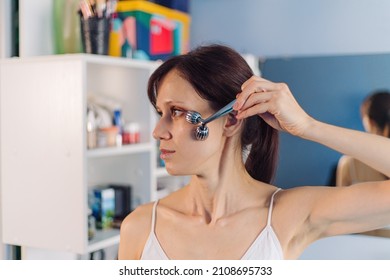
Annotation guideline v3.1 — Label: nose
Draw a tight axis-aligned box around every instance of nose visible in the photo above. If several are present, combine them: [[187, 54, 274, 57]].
[[152, 117, 172, 140]]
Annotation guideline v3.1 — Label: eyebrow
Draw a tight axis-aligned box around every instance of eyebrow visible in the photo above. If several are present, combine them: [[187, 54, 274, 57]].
[[155, 100, 187, 109]]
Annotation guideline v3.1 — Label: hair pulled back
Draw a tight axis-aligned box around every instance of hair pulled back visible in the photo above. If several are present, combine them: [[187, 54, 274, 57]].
[[361, 90, 390, 138]]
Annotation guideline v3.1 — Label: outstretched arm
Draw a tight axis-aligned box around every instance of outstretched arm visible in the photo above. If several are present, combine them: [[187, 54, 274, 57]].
[[234, 76, 390, 177], [234, 76, 390, 237]]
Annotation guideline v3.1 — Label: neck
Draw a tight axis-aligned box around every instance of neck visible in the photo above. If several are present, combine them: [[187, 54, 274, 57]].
[[185, 143, 256, 224]]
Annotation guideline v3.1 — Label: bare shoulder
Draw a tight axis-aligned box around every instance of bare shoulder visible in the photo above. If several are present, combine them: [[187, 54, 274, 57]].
[[118, 202, 155, 260], [121, 202, 154, 233], [274, 184, 362, 230], [277, 185, 333, 198], [272, 186, 338, 254], [338, 155, 354, 165], [276, 185, 338, 209], [272, 185, 341, 226]]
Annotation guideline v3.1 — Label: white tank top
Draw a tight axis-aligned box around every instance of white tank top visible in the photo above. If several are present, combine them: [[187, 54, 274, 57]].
[[141, 188, 283, 260]]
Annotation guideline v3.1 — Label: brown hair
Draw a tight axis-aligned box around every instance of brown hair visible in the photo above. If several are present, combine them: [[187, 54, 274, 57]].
[[147, 44, 279, 183], [361, 90, 390, 138]]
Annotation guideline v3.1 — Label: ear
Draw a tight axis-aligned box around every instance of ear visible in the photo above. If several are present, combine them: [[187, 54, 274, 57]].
[[223, 112, 242, 137]]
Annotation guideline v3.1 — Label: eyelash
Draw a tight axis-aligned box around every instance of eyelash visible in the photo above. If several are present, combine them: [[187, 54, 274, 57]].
[[171, 108, 184, 117], [156, 107, 185, 118]]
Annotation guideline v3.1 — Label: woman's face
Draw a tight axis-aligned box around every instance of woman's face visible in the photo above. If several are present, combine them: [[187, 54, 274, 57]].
[[361, 114, 373, 133], [153, 70, 227, 176], [361, 112, 381, 135]]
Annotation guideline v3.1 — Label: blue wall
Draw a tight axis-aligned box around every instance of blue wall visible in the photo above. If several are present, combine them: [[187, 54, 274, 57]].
[[261, 54, 390, 188], [190, 0, 390, 57]]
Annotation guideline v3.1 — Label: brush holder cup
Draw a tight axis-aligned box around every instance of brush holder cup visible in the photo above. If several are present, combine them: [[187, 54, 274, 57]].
[[80, 17, 110, 55]]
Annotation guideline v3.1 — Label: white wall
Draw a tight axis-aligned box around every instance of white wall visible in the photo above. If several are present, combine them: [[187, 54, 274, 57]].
[[190, 0, 390, 57], [19, 0, 53, 57], [300, 235, 390, 260]]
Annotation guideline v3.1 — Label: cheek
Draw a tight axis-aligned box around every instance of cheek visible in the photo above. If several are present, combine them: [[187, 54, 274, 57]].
[[173, 121, 195, 141], [166, 123, 225, 175], [176, 123, 223, 156], [189, 123, 224, 154]]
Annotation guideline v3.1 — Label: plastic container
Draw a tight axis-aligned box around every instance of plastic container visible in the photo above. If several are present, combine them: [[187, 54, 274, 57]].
[[88, 208, 96, 240], [122, 122, 140, 144], [98, 126, 119, 147], [150, 0, 190, 13], [87, 108, 97, 149]]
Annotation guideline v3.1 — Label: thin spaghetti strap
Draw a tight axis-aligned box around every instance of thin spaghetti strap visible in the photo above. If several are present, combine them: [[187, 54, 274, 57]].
[[150, 200, 159, 233], [266, 188, 281, 226]]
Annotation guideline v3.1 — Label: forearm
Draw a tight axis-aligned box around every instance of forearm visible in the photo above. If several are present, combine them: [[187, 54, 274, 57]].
[[235, 76, 390, 177], [302, 119, 390, 177]]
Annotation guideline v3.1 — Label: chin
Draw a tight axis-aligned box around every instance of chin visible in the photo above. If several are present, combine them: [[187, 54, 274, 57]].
[[165, 165, 190, 176]]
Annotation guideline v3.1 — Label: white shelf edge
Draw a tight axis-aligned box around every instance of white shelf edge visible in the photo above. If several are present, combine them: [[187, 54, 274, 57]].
[[87, 143, 152, 158], [83, 54, 161, 69], [87, 228, 120, 253], [0, 53, 161, 70]]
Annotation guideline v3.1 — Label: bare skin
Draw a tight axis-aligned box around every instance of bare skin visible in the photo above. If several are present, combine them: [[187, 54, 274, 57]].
[[118, 73, 390, 260]]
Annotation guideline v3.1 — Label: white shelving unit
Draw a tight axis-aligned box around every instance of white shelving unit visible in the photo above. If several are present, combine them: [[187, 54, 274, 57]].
[[0, 0, 193, 260], [0, 54, 174, 258]]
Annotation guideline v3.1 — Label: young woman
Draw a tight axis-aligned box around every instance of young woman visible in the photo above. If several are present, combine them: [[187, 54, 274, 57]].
[[118, 44, 390, 260], [337, 91, 390, 186]]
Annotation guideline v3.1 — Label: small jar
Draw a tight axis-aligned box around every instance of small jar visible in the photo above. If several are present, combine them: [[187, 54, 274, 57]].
[[122, 122, 140, 144], [87, 130, 97, 149], [98, 126, 119, 147]]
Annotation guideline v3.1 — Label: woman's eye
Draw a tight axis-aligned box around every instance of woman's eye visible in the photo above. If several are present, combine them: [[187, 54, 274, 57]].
[[171, 108, 184, 117]]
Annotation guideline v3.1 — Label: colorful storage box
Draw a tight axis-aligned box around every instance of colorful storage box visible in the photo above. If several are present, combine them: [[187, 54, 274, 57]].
[[92, 187, 115, 229], [150, 0, 190, 13], [109, 0, 191, 60]]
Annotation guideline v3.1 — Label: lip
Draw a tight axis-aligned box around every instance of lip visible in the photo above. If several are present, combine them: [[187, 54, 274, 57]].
[[160, 148, 175, 160]]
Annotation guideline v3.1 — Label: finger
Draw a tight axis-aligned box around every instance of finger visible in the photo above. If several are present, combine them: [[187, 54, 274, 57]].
[[240, 75, 263, 90], [258, 112, 283, 131], [235, 80, 275, 110], [236, 102, 270, 119], [235, 85, 266, 110], [237, 91, 273, 112], [241, 76, 276, 92]]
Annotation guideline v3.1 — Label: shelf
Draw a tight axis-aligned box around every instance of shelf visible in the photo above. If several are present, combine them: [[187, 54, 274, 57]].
[[87, 228, 120, 253], [1, 53, 160, 70], [87, 143, 152, 158], [81, 53, 161, 69], [0, 51, 165, 258]]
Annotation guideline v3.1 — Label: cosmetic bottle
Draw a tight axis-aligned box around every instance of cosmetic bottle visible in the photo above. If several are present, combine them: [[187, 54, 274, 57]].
[[88, 208, 96, 240], [87, 108, 97, 149], [113, 109, 123, 146]]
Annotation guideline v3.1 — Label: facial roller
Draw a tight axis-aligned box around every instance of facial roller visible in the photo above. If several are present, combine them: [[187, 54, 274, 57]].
[[185, 99, 236, 140]]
